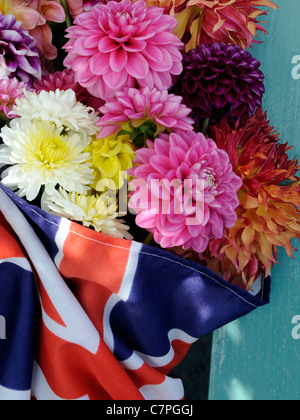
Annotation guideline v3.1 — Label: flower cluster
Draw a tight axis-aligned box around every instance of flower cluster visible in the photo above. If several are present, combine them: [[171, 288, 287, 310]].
[[1, 0, 299, 290], [200, 111, 300, 290], [141, 0, 278, 51], [0, 88, 134, 238]]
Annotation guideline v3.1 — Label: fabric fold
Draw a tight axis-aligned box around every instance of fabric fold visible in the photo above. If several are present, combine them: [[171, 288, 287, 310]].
[[0, 184, 270, 400]]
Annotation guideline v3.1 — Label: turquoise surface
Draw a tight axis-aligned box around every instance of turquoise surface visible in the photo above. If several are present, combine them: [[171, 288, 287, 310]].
[[209, 0, 300, 401]]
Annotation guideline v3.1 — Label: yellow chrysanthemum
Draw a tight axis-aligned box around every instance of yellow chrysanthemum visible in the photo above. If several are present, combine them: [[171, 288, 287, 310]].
[[88, 133, 135, 192], [44, 188, 133, 240]]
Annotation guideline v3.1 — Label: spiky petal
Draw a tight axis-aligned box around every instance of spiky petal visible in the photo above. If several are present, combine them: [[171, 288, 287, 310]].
[[142, 0, 278, 52], [200, 110, 300, 290]]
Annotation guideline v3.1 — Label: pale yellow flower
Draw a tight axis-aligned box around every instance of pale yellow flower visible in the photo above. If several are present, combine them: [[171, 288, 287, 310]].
[[44, 188, 133, 240], [0, 119, 94, 201]]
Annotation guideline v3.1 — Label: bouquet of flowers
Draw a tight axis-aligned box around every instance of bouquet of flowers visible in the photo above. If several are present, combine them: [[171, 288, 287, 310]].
[[0, 0, 298, 401]]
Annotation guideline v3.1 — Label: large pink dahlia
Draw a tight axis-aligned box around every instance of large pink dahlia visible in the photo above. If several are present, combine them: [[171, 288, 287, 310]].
[[64, 0, 184, 100], [97, 87, 194, 143], [128, 130, 242, 252]]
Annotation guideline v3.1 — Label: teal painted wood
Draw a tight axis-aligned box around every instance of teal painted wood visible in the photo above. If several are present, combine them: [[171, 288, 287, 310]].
[[208, 0, 300, 401]]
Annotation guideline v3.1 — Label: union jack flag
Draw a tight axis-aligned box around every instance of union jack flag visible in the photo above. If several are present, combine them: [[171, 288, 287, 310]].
[[0, 184, 270, 400]]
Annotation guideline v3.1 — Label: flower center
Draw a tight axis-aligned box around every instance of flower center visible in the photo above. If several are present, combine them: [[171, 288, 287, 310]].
[[37, 135, 70, 169], [206, 173, 215, 187]]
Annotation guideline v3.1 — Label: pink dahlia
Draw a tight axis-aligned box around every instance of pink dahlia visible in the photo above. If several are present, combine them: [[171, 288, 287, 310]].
[[33, 69, 104, 111], [128, 130, 242, 252], [97, 87, 194, 143], [64, 0, 184, 100], [0, 76, 26, 118]]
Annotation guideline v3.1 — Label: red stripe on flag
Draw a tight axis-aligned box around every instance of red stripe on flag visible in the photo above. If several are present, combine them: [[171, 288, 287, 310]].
[[38, 279, 66, 327], [59, 221, 132, 295], [36, 312, 145, 400], [0, 213, 25, 259]]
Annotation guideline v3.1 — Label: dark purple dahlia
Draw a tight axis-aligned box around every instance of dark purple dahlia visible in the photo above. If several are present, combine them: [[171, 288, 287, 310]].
[[0, 13, 41, 86], [172, 43, 265, 128]]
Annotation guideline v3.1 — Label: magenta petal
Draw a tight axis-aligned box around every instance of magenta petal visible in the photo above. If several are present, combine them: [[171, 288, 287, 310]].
[[135, 148, 155, 164], [122, 38, 147, 52], [90, 52, 110, 75], [133, 163, 155, 179], [142, 44, 164, 62], [74, 37, 95, 56], [150, 32, 179, 45], [188, 223, 203, 238], [157, 233, 174, 249], [155, 115, 178, 127], [157, 214, 183, 233], [154, 138, 170, 157], [125, 52, 149, 79], [135, 212, 157, 230], [103, 68, 128, 89], [98, 125, 118, 137], [98, 36, 119, 53], [150, 155, 172, 175], [148, 48, 173, 72], [169, 147, 186, 167], [109, 48, 127, 72]]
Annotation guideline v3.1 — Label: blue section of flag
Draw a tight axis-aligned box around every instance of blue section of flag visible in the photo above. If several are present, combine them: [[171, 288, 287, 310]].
[[110, 243, 271, 362], [0, 263, 36, 391], [0, 184, 271, 399]]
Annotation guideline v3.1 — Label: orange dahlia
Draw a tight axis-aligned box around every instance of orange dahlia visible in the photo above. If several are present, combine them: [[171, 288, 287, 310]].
[[142, 0, 278, 52], [200, 110, 300, 290]]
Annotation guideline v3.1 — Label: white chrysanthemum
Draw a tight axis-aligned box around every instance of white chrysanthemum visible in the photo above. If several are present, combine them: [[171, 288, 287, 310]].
[[0, 119, 94, 201], [12, 89, 99, 146], [43, 188, 133, 240]]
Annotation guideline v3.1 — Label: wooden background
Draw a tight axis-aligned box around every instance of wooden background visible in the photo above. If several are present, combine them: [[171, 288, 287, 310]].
[[209, 0, 300, 400]]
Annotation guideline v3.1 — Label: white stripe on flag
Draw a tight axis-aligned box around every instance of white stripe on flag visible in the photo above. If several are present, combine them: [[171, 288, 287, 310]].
[[103, 241, 142, 353], [0, 188, 100, 355], [0, 257, 32, 272], [0, 384, 31, 401], [31, 362, 89, 401], [139, 376, 184, 400]]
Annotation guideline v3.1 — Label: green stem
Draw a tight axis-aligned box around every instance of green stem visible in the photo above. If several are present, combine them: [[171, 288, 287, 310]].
[[0, 111, 9, 131], [60, 0, 73, 28], [200, 118, 210, 135]]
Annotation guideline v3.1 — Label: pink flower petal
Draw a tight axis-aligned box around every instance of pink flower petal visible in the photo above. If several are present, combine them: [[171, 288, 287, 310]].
[[90, 52, 110, 75], [125, 52, 149, 79], [122, 38, 147, 52], [98, 36, 119, 53], [150, 155, 172, 175], [103, 68, 128, 89], [109, 48, 128, 72]]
